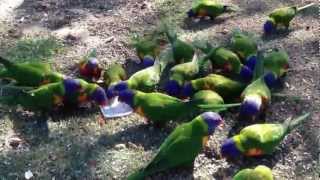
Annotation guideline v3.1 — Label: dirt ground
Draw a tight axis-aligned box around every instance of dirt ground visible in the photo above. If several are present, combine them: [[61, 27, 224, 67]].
[[0, 0, 319, 179]]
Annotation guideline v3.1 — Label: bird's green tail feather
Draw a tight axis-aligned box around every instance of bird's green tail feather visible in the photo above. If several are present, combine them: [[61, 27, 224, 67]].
[[0, 56, 14, 68], [297, 3, 315, 12], [127, 169, 146, 180], [197, 103, 241, 112], [283, 113, 310, 134], [192, 39, 213, 54], [160, 21, 177, 44]]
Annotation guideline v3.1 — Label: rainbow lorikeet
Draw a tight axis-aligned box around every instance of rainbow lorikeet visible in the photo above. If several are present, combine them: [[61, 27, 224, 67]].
[[163, 23, 195, 64], [263, 49, 289, 78], [221, 113, 310, 158], [233, 165, 273, 180], [182, 74, 246, 101], [118, 89, 239, 126], [203, 45, 253, 82], [79, 57, 102, 82], [103, 64, 127, 87], [229, 29, 258, 61], [0, 56, 64, 87], [239, 77, 271, 120], [164, 54, 209, 96], [108, 61, 162, 98], [245, 49, 289, 88], [63, 79, 108, 107], [0, 79, 84, 111], [264, 3, 315, 34], [131, 35, 161, 68], [103, 64, 127, 98], [127, 112, 223, 180], [187, 0, 238, 19]]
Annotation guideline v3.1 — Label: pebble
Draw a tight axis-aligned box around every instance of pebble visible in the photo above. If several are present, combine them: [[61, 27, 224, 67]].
[[115, 144, 126, 150]]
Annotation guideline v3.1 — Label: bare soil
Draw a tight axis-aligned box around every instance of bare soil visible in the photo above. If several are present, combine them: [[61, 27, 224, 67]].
[[0, 0, 319, 179]]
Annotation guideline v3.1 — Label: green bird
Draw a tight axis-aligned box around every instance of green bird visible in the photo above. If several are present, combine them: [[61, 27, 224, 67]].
[[128, 112, 223, 180], [103, 64, 127, 87], [202, 45, 254, 82], [221, 113, 310, 158], [187, 0, 238, 19], [63, 79, 108, 107], [131, 35, 161, 68], [103, 64, 127, 98], [164, 54, 209, 96], [239, 77, 271, 120], [163, 23, 195, 64], [233, 165, 273, 180], [263, 49, 289, 78], [264, 3, 315, 34], [0, 79, 84, 112], [230, 29, 258, 61], [0, 56, 65, 87], [118, 89, 239, 126], [244, 49, 289, 88], [109, 61, 162, 98], [239, 51, 275, 120], [182, 74, 246, 101]]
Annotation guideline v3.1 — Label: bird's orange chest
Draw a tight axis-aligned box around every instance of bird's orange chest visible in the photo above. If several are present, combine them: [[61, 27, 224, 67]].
[[245, 148, 264, 156], [198, 9, 208, 17], [202, 136, 209, 148], [78, 93, 88, 103], [135, 106, 146, 117]]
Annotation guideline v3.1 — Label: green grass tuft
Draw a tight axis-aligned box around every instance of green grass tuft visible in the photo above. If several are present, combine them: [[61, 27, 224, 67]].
[[5, 37, 63, 63]]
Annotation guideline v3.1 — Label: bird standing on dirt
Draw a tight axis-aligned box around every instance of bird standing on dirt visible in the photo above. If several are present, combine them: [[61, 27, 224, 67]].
[[187, 0, 238, 20], [0, 79, 83, 112], [163, 23, 195, 64], [108, 60, 162, 98], [229, 30, 258, 61], [0, 56, 64, 87], [220, 113, 310, 158], [263, 3, 315, 34], [127, 112, 223, 180], [164, 54, 208, 96], [79, 56, 102, 82], [197, 43, 254, 81], [131, 35, 161, 68], [239, 77, 271, 121], [103, 64, 127, 98], [118, 89, 238, 126], [233, 165, 274, 180], [181, 74, 246, 101]]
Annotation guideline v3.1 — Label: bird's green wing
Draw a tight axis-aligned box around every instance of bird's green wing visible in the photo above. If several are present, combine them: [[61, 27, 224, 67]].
[[239, 124, 285, 154]]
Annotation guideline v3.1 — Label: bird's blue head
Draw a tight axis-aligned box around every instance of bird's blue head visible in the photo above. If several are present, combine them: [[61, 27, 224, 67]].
[[263, 19, 276, 34], [63, 79, 81, 94], [142, 56, 155, 68], [240, 95, 262, 117], [164, 80, 181, 97], [245, 55, 257, 71], [118, 89, 135, 107], [187, 9, 196, 18], [239, 66, 253, 82], [221, 138, 241, 158], [181, 82, 194, 98], [114, 81, 129, 92], [263, 72, 277, 89], [86, 57, 99, 70], [106, 85, 116, 99], [201, 112, 223, 135], [90, 86, 108, 106]]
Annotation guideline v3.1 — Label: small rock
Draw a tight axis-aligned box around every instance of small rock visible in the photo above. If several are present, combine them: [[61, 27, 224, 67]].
[[105, 36, 114, 43], [115, 144, 126, 150], [24, 170, 33, 179]]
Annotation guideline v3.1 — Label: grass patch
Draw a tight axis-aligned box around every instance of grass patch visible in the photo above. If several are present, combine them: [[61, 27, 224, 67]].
[[5, 37, 63, 63]]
